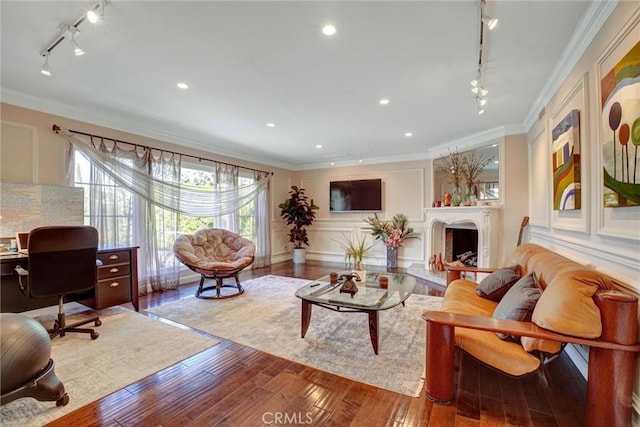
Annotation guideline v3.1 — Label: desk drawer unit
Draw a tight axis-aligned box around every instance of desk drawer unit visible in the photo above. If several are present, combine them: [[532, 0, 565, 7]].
[[82, 248, 137, 310]]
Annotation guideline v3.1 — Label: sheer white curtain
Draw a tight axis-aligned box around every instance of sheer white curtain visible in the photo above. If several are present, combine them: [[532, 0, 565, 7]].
[[60, 129, 272, 295], [253, 171, 271, 268]]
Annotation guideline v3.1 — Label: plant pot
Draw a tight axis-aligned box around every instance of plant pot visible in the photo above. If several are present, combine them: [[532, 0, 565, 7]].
[[292, 248, 306, 264], [353, 269, 366, 283]]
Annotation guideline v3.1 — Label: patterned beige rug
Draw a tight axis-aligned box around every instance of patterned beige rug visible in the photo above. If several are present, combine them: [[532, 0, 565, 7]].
[[0, 306, 218, 427], [147, 274, 442, 397]]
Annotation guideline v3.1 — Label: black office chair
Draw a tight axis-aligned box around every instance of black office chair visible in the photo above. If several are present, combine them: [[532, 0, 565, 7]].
[[15, 225, 102, 340]]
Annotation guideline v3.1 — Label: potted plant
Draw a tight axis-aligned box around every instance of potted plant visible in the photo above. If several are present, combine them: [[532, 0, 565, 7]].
[[278, 185, 319, 264], [335, 232, 375, 282]]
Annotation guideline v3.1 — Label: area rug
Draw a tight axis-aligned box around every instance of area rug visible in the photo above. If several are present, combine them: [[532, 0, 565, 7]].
[[0, 306, 219, 427], [147, 274, 442, 397]]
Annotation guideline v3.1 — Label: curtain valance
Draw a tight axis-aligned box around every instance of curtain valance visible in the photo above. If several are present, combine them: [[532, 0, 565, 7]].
[[56, 128, 270, 218]]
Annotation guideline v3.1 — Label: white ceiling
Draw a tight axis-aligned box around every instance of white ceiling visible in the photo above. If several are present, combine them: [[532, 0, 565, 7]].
[[1, 1, 605, 170]]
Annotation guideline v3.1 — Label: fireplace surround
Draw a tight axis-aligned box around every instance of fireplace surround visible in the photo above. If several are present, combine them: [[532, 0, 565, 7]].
[[423, 206, 501, 282]]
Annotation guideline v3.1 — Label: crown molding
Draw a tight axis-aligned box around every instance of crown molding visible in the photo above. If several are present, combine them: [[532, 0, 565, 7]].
[[1, 89, 294, 171], [523, 0, 618, 130], [296, 124, 525, 170]]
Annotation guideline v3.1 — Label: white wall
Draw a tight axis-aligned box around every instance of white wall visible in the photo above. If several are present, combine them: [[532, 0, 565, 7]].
[[526, 3, 640, 421]]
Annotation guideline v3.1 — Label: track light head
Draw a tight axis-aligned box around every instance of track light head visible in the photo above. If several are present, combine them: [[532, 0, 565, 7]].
[[87, 10, 99, 24], [69, 27, 85, 56], [40, 52, 52, 76], [482, 15, 499, 30], [87, 0, 107, 24]]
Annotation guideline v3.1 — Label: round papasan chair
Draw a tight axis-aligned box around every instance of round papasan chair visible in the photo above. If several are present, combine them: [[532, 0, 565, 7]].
[[173, 228, 256, 299]]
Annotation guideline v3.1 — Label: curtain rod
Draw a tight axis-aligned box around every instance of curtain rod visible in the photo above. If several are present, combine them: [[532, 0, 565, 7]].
[[52, 124, 272, 176]]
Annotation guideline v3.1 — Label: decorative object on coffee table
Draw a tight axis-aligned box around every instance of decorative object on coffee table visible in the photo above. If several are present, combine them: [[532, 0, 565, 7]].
[[379, 276, 389, 289], [339, 273, 361, 297], [334, 232, 374, 282]]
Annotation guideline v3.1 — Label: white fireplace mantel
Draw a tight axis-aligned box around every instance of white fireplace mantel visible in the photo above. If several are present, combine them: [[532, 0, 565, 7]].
[[424, 206, 501, 270]]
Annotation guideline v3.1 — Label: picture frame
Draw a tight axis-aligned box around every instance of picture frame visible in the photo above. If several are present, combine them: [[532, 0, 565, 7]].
[[594, 9, 640, 240], [548, 74, 589, 233]]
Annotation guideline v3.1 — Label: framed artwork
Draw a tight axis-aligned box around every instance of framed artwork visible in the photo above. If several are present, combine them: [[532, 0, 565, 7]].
[[595, 9, 639, 241], [548, 74, 588, 233], [600, 40, 640, 208], [552, 109, 581, 210]]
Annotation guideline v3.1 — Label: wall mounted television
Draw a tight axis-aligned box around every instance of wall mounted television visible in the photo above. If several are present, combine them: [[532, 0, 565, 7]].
[[329, 178, 382, 212]]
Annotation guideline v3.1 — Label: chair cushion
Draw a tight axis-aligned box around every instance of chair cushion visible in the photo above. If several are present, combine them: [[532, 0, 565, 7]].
[[493, 273, 542, 341], [531, 269, 612, 339], [476, 266, 521, 301], [442, 279, 541, 376], [173, 228, 255, 273]]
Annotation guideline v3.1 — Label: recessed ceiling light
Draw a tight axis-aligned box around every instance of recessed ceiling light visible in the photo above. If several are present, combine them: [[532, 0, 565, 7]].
[[404, 132, 413, 137], [177, 82, 189, 89], [379, 99, 390, 105], [330, 161, 335, 166], [322, 24, 336, 36], [266, 122, 275, 128], [316, 144, 322, 149]]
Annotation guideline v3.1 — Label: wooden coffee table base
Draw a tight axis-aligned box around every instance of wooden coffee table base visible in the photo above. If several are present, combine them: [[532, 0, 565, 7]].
[[300, 299, 380, 355]]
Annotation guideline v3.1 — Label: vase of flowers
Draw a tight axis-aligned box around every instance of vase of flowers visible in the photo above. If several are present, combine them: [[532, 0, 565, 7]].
[[435, 149, 466, 207], [363, 213, 419, 271], [461, 150, 492, 206]]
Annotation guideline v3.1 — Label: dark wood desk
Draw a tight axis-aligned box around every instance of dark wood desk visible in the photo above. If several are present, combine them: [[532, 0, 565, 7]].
[[0, 245, 139, 313]]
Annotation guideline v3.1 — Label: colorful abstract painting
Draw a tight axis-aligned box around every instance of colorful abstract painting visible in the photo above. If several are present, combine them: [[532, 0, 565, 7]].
[[552, 109, 581, 210], [601, 40, 640, 208]]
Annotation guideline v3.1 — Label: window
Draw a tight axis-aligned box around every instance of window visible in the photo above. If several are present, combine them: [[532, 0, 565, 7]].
[[176, 163, 256, 242], [75, 152, 257, 254]]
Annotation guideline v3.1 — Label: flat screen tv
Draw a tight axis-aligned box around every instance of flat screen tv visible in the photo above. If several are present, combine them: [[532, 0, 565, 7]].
[[329, 178, 382, 212]]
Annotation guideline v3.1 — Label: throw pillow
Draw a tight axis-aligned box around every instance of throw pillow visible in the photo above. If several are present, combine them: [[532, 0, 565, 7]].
[[493, 273, 542, 341], [476, 265, 521, 301]]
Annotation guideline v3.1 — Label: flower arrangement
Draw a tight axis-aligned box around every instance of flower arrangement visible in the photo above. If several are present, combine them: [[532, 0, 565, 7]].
[[363, 213, 419, 249]]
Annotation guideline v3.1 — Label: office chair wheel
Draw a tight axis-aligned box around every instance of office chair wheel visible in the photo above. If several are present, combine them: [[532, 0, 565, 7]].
[[95, 319, 102, 327], [90, 331, 99, 340], [56, 393, 69, 406]]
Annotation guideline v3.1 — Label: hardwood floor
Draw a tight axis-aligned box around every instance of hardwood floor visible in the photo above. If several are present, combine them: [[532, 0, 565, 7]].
[[47, 260, 586, 426]]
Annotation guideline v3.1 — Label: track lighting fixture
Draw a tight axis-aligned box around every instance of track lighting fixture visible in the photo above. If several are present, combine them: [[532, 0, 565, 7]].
[[39, 1, 109, 76], [470, 0, 498, 114], [40, 52, 52, 77]]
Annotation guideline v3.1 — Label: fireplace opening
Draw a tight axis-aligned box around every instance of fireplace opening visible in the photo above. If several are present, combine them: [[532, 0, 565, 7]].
[[445, 226, 478, 266]]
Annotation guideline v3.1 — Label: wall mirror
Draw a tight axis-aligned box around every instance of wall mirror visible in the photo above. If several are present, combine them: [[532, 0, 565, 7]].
[[432, 143, 500, 204]]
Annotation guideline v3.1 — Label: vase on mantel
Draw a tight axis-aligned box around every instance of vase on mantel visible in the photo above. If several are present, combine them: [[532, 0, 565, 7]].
[[464, 182, 476, 206], [451, 184, 463, 207], [386, 247, 398, 271]]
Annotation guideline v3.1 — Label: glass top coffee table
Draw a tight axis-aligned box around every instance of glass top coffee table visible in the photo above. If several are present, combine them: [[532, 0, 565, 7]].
[[294, 271, 416, 354]]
